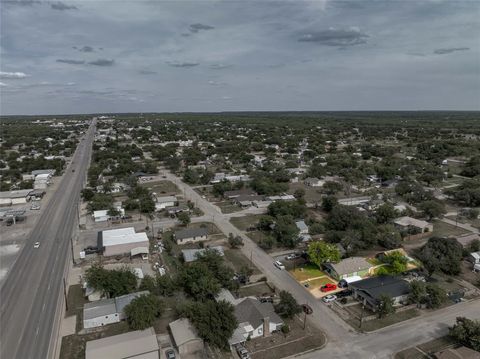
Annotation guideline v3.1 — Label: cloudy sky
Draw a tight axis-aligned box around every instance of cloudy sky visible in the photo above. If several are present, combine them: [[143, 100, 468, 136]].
[[1, 0, 479, 115]]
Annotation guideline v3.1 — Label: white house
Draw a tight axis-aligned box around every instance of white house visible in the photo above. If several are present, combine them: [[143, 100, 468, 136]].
[[93, 210, 110, 223], [468, 251, 480, 265], [83, 291, 149, 329], [229, 298, 283, 347], [155, 195, 177, 211]]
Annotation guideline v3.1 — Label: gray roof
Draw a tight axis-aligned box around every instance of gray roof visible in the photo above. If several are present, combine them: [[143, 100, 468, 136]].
[[85, 327, 159, 359], [182, 246, 224, 263], [234, 298, 283, 329], [295, 220, 308, 232], [350, 276, 411, 303], [115, 291, 150, 313], [327, 257, 372, 276], [83, 291, 149, 320], [224, 188, 256, 198], [174, 227, 208, 240], [31, 169, 55, 176], [169, 318, 202, 347], [84, 298, 116, 320], [0, 189, 33, 199]]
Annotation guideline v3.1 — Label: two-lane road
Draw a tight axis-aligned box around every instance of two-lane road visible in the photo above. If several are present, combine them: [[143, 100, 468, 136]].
[[0, 120, 95, 359]]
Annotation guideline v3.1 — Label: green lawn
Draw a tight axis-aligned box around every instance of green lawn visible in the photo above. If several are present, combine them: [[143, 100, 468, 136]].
[[348, 309, 420, 332], [224, 249, 261, 274], [215, 201, 243, 214], [306, 277, 335, 288], [142, 180, 179, 194], [238, 282, 274, 298], [290, 263, 325, 282], [432, 220, 469, 237], [230, 215, 263, 231]]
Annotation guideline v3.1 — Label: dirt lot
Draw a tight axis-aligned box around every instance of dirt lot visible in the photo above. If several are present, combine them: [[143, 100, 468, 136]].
[[230, 215, 263, 231], [215, 201, 243, 214], [432, 220, 469, 237], [142, 180, 180, 195], [238, 282, 274, 298], [457, 261, 480, 287], [345, 306, 420, 332], [245, 316, 326, 359]]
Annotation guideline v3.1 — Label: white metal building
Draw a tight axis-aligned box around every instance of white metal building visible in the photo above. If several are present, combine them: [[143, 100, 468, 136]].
[[99, 227, 150, 257]]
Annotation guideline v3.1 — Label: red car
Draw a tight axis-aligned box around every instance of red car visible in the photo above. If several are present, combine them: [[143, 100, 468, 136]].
[[320, 283, 337, 292]]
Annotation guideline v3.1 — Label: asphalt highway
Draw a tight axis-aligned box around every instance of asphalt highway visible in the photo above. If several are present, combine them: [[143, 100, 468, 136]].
[[0, 120, 95, 359]]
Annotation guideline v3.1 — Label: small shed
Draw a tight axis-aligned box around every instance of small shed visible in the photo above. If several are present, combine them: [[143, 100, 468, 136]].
[[169, 318, 204, 355]]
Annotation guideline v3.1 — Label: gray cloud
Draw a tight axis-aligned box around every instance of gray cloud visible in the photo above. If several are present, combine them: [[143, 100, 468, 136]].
[[88, 59, 115, 66], [298, 27, 369, 46], [78, 46, 94, 52], [167, 62, 199, 68], [209, 64, 232, 70], [433, 47, 470, 55], [50, 1, 77, 10], [189, 23, 215, 33], [3, 0, 40, 6], [0, 71, 30, 79], [138, 70, 157, 75], [56, 59, 85, 64]]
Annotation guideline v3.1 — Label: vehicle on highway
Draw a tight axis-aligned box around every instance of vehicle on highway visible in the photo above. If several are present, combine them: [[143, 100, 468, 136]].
[[322, 294, 337, 303], [34, 242, 40, 248], [274, 260, 285, 270], [320, 283, 337, 292], [302, 304, 313, 314], [165, 349, 176, 359]]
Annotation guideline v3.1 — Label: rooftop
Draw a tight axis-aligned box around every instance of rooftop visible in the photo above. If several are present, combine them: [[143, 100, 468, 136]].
[[235, 298, 283, 329], [394, 216, 431, 229], [182, 246, 224, 263], [169, 318, 202, 347], [0, 189, 33, 199], [101, 227, 149, 247], [350, 276, 411, 302], [327, 257, 372, 276], [174, 227, 208, 240], [85, 327, 159, 359]]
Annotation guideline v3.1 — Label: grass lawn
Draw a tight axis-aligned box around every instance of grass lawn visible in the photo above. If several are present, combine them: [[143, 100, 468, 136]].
[[224, 249, 261, 274], [394, 348, 429, 359], [348, 309, 420, 332], [395, 336, 456, 359], [238, 282, 273, 298], [215, 201, 243, 214], [432, 220, 469, 237], [142, 180, 179, 194], [230, 215, 263, 231], [306, 277, 335, 288], [290, 263, 325, 282]]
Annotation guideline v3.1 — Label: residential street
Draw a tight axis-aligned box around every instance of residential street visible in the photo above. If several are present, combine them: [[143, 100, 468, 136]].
[[0, 121, 95, 359], [163, 171, 480, 358]]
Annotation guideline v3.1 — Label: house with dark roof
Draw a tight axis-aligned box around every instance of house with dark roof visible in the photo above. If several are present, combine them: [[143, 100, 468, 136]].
[[349, 276, 411, 312], [174, 227, 208, 245], [229, 298, 284, 347], [224, 188, 256, 199], [324, 257, 373, 280]]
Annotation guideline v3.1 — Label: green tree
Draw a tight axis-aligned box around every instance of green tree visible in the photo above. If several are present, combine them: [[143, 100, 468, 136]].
[[85, 264, 138, 298], [381, 251, 408, 274], [418, 237, 463, 276], [179, 262, 221, 301], [321, 195, 338, 212], [376, 224, 402, 249], [322, 181, 343, 195], [449, 317, 480, 351], [177, 212, 191, 226], [273, 215, 300, 248], [274, 290, 302, 319], [419, 200, 446, 220], [124, 294, 164, 330], [375, 203, 397, 224], [228, 233, 243, 248], [307, 241, 340, 267], [377, 294, 395, 318], [180, 300, 237, 349], [425, 283, 446, 309]]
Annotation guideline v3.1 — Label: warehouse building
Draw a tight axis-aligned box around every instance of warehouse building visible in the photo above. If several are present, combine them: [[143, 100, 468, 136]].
[[0, 189, 33, 207], [85, 327, 159, 359], [98, 227, 149, 257]]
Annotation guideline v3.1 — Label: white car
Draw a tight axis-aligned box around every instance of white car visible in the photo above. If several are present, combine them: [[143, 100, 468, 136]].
[[274, 260, 285, 270], [322, 294, 337, 303], [33, 242, 40, 249], [285, 254, 297, 260], [31, 203, 40, 210]]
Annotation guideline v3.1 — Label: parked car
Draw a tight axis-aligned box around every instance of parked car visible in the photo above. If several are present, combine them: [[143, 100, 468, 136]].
[[259, 296, 274, 303], [31, 203, 41, 210], [322, 295, 337, 303], [320, 283, 337, 292], [165, 349, 176, 359], [336, 290, 353, 298], [236, 346, 251, 359], [141, 253, 148, 260], [84, 246, 98, 255], [34, 242, 40, 249], [285, 254, 297, 260], [302, 304, 313, 314], [274, 260, 285, 270]]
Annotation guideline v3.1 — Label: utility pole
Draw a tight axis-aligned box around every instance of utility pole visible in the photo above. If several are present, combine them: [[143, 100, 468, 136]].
[[303, 304, 307, 330], [70, 236, 75, 265], [63, 277, 69, 312]]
